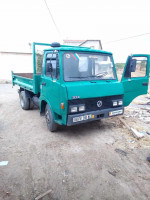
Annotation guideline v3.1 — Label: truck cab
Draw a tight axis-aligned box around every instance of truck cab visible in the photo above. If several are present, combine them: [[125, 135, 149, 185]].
[[12, 42, 150, 131]]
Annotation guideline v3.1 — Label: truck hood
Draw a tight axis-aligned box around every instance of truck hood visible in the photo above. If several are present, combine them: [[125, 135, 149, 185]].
[[64, 80, 124, 100]]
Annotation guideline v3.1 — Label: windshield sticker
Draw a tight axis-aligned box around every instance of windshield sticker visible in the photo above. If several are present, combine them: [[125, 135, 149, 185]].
[[75, 53, 79, 60], [66, 54, 70, 58], [71, 53, 77, 60], [71, 53, 79, 60]]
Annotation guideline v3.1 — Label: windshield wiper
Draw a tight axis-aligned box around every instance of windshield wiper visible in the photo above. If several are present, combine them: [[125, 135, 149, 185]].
[[68, 75, 105, 79], [68, 72, 109, 79], [68, 76, 97, 78], [68, 76, 87, 78]]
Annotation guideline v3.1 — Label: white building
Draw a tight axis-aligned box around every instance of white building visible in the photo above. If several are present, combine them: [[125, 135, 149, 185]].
[[63, 39, 102, 50], [0, 44, 33, 81]]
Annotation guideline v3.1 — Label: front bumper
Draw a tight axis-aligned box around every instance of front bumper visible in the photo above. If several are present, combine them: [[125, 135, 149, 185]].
[[67, 107, 124, 126]]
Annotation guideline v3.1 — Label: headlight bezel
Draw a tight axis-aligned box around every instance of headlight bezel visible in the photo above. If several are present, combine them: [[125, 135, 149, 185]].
[[70, 106, 78, 113], [112, 101, 118, 107], [69, 104, 86, 113], [79, 104, 85, 112], [112, 99, 123, 107], [118, 100, 123, 106]]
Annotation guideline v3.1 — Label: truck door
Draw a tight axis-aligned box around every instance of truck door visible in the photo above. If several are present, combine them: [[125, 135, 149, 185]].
[[121, 54, 150, 106], [41, 51, 61, 115]]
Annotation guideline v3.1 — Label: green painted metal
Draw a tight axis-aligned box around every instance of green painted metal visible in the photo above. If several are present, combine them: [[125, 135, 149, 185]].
[[64, 80, 124, 100], [44, 46, 112, 55], [12, 42, 150, 126], [40, 51, 63, 124], [33, 74, 41, 94], [12, 72, 33, 91], [121, 54, 150, 106], [32, 42, 52, 74]]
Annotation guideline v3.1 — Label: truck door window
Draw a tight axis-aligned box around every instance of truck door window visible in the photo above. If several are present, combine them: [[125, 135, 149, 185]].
[[45, 53, 58, 79], [131, 57, 147, 78]]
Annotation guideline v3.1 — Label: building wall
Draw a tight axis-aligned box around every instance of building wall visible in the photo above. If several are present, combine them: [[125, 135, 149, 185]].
[[63, 40, 85, 46], [0, 52, 33, 80]]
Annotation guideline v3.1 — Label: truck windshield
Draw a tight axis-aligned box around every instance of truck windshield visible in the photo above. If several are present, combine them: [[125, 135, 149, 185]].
[[63, 52, 116, 81]]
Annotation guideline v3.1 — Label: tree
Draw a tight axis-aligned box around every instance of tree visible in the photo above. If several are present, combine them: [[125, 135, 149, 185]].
[[36, 53, 43, 73]]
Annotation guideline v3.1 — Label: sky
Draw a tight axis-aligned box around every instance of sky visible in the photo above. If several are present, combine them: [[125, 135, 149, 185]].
[[0, 0, 150, 62]]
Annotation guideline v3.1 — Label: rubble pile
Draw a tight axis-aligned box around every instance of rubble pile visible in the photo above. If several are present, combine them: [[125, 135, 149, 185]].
[[124, 93, 150, 123], [124, 106, 150, 123]]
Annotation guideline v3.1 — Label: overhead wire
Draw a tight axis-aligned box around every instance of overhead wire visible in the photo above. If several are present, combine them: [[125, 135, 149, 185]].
[[104, 32, 150, 44], [43, 0, 61, 37]]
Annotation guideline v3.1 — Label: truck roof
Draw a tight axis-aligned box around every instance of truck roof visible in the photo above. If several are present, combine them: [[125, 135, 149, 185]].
[[44, 46, 112, 55]]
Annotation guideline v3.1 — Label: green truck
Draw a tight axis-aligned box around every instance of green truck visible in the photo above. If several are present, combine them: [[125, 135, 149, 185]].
[[12, 42, 150, 131]]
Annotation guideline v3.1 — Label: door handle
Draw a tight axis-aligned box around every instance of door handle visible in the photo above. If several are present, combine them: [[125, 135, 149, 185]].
[[142, 82, 148, 86], [42, 82, 46, 86]]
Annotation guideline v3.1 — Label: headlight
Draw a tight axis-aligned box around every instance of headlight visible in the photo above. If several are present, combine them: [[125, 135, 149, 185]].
[[113, 101, 118, 106], [71, 106, 78, 113], [118, 100, 123, 106], [79, 105, 85, 112]]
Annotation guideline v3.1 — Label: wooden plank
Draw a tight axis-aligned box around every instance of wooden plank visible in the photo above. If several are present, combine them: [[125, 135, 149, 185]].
[[35, 189, 52, 200], [117, 116, 144, 139]]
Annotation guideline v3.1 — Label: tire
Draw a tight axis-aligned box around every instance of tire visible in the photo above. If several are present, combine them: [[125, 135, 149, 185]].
[[19, 91, 30, 110], [45, 104, 57, 132], [29, 98, 34, 110]]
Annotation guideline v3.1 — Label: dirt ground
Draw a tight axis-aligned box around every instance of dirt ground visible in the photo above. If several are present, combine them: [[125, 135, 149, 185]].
[[0, 84, 150, 200]]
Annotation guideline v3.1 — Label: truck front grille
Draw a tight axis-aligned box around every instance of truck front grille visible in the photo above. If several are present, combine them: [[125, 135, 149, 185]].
[[68, 95, 123, 114]]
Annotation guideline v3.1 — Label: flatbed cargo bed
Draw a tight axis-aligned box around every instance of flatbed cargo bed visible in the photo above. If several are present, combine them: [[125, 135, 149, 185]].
[[12, 72, 41, 94]]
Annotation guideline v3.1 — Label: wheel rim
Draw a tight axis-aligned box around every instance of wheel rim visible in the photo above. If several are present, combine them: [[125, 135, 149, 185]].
[[20, 95, 24, 108]]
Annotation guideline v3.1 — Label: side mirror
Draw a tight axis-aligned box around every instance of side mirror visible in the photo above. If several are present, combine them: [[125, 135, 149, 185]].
[[124, 56, 136, 78], [49, 63, 53, 73], [130, 59, 136, 72], [46, 62, 52, 73]]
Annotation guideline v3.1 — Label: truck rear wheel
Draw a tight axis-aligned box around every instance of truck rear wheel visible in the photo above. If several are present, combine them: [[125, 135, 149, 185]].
[[19, 91, 30, 110], [45, 104, 57, 132]]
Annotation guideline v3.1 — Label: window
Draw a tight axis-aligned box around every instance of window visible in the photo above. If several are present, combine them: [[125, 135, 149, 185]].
[[131, 57, 147, 78], [45, 53, 58, 79], [63, 52, 116, 81]]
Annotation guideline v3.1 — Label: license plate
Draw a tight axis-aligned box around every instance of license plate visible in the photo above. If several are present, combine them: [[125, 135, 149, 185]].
[[109, 109, 123, 116], [73, 114, 94, 123]]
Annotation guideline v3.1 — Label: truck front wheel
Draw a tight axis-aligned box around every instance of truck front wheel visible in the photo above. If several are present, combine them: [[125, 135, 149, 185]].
[[45, 104, 57, 132], [19, 91, 30, 110]]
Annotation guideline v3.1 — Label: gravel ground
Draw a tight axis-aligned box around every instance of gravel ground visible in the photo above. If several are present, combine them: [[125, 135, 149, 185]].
[[0, 84, 150, 200]]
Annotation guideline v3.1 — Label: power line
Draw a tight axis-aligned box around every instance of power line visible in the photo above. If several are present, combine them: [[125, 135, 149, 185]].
[[43, 0, 61, 36], [104, 32, 150, 44]]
